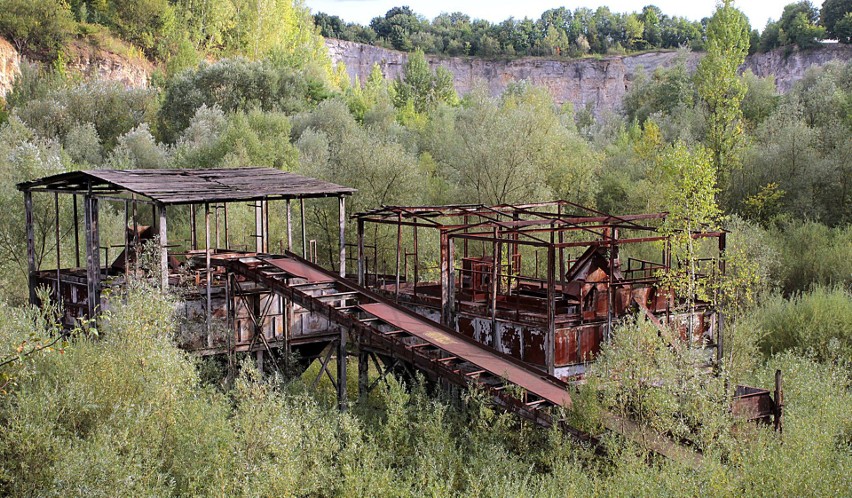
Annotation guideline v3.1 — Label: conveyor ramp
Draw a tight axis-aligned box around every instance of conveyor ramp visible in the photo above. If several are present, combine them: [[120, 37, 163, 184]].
[[213, 253, 702, 466]]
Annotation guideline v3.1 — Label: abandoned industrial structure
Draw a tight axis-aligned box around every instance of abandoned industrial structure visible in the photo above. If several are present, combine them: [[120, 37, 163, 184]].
[[18, 167, 783, 463]]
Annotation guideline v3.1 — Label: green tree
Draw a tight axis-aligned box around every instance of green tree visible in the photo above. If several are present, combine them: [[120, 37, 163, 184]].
[[0, 0, 75, 59], [821, 0, 852, 40], [392, 50, 458, 114], [778, 1, 826, 48], [655, 142, 721, 324], [695, 0, 750, 194]]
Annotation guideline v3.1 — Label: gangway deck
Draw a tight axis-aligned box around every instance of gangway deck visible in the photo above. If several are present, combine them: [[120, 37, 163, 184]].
[[213, 252, 703, 466]]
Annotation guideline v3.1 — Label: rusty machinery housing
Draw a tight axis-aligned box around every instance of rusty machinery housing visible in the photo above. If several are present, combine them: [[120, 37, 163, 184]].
[[355, 202, 728, 380]]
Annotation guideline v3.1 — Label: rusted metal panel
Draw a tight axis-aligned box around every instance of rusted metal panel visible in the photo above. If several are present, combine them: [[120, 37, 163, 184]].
[[732, 385, 776, 421], [555, 328, 577, 365]]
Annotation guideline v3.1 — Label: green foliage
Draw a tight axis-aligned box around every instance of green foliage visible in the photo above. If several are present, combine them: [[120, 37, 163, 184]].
[[0, 0, 76, 60], [695, 0, 750, 191], [740, 71, 780, 128], [821, 0, 852, 41], [105, 0, 177, 59], [11, 76, 158, 150], [392, 50, 458, 114], [779, 1, 827, 48], [741, 286, 851, 362], [655, 141, 720, 306], [157, 58, 328, 143], [623, 55, 695, 125], [588, 317, 731, 452], [769, 220, 852, 294]]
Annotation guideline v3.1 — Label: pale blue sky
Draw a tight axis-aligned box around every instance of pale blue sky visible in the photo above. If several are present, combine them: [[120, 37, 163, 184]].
[[304, 0, 794, 32]]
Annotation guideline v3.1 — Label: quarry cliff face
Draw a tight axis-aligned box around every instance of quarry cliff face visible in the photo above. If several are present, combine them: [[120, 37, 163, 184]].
[[0, 38, 20, 99], [0, 38, 151, 99], [326, 39, 852, 114], [2, 35, 850, 113]]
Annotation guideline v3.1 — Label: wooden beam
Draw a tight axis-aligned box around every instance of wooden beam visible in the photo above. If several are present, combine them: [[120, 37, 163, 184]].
[[158, 204, 168, 290], [24, 191, 36, 305]]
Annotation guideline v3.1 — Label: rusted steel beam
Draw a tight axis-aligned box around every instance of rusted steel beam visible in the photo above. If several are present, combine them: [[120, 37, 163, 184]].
[[84, 193, 100, 318], [72, 195, 80, 268], [338, 196, 346, 278], [24, 191, 36, 305]]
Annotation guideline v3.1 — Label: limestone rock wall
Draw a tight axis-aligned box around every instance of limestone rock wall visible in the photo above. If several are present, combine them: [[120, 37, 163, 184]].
[[0, 37, 151, 100], [0, 38, 21, 99], [326, 38, 852, 115]]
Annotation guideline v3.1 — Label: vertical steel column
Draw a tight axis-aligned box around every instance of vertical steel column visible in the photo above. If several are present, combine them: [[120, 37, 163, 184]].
[[223, 203, 229, 250], [263, 199, 269, 253], [24, 191, 36, 305], [300, 198, 307, 258], [440, 232, 456, 329], [338, 329, 348, 411], [356, 217, 365, 286], [774, 370, 783, 433], [255, 200, 263, 253], [491, 227, 501, 352], [395, 212, 402, 300], [215, 203, 220, 250], [546, 244, 556, 376], [158, 203, 168, 290], [286, 199, 292, 251], [338, 196, 346, 278], [205, 202, 212, 346], [190, 204, 197, 250], [413, 224, 419, 296], [84, 194, 100, 319], [557, 205, 565, 290], [54, 193, 61, 301], [72, 195, 80, 268]]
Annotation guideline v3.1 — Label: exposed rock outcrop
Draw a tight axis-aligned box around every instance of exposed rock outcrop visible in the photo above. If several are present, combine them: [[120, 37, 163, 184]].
[[65, 40, 152, 89], [326, 39, 852, 115], [0, 37, 151, 99], [0, 38, 21, 99]]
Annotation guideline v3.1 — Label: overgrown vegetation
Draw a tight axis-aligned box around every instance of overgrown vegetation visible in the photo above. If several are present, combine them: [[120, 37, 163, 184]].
[[0, 0, 849, 494]]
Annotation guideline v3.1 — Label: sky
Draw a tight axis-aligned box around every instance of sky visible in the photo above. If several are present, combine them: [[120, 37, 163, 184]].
[[303, 0, 793, 32]]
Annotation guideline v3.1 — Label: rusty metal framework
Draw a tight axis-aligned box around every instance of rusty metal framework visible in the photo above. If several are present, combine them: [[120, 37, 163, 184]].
[[356, 201, 727, 379], [18, 172, 782, 463]]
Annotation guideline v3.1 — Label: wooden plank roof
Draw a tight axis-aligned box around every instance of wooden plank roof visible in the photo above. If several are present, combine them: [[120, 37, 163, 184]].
[[17, 168, 356, 205]]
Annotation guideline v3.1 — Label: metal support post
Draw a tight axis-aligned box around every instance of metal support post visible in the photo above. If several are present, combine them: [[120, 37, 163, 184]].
[[84, 194, 100, 319], [300, 198, 307, 258], [205, 202, 212, 345], [158, 204, 168, 290], [546, 244, 556, 376], [54, 193, 61, 300], [72, 195, 80, 268], [338, 328, 348, 411], [286, 199, 292, 251], [24, 191, 36, 305], [774, 369, 783, 433], [356, 217, 365, 286], [338, 196, 346, 278]]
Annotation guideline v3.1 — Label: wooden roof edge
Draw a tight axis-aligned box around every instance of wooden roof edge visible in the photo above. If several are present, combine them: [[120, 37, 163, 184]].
[[16, 168, 356, 201]]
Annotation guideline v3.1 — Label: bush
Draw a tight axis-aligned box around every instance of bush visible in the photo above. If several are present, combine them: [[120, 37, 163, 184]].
[[742, 286, 852, 362], [157, 58, 329, 143], [0, 0, 75, 60], [13, 79, 158, 150]]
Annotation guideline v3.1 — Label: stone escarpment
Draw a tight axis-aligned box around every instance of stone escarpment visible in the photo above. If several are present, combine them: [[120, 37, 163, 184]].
[[0, 37, 151, 99], [326, 38, 852, 115], [0, 38, 20, 99]]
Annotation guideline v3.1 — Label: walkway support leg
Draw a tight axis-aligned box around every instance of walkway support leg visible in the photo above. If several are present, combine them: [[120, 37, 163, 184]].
[[337, 327, 347, 410]]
